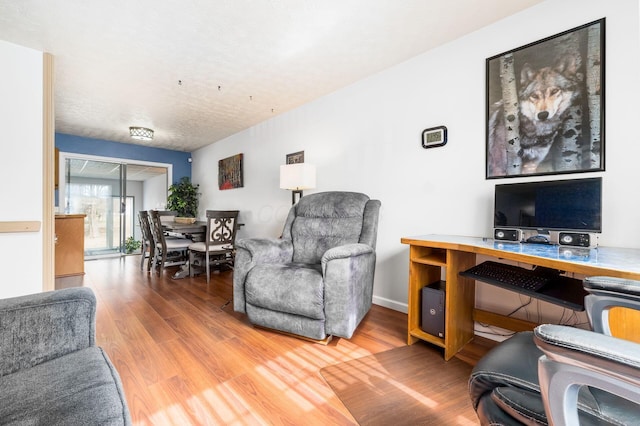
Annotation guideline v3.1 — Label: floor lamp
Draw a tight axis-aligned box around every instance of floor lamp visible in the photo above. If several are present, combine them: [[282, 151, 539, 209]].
[[279, 163, 316, 205]]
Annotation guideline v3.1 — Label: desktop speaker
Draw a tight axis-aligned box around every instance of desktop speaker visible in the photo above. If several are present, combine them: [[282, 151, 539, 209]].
[[494, 228, 521, 242], [421, 281, 445, 338], [558, 232, 591, 248]]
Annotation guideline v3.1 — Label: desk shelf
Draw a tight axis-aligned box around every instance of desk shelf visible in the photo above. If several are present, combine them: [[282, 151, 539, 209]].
[[409, 328, 444, 348], [406, 244, 475, 360], [410, 247, 447, 267]]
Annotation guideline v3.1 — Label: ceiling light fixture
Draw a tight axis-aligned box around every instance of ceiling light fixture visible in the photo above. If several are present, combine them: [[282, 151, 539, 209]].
[[129, 126, 154, 141]]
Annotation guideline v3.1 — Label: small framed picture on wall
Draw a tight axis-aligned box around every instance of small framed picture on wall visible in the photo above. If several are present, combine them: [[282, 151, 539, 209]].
[[286, 151, 304, 164], [218, 153, 243, 190]]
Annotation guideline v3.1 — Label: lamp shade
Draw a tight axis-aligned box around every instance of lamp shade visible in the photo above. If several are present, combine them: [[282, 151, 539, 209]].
[[279, 163, 316, 190]]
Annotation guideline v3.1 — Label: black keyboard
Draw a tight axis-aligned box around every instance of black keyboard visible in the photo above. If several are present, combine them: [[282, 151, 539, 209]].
[[460, 261, 556, 292]]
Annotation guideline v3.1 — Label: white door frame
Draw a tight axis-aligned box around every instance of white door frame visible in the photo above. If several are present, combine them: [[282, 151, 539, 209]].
[[58, 151, 173, 215]]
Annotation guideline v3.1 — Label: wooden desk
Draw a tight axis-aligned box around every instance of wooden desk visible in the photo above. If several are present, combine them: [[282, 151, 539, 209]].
[[400, 234, 640, 360]]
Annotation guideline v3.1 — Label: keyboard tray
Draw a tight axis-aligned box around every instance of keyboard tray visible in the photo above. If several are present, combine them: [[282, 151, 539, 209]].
[[460, 261, 587, 311]]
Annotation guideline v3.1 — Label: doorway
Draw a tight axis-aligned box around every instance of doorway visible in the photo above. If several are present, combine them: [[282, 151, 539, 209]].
[[58, 153, 172, 259]]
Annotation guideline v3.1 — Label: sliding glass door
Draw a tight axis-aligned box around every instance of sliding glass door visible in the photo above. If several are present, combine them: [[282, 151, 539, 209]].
[[61, 154, 170, 259], [65, 159, 127, 257]]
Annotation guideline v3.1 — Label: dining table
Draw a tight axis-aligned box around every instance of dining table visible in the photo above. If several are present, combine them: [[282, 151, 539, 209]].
[[163, 220, 207, 242], [161, 220, 244, 279]]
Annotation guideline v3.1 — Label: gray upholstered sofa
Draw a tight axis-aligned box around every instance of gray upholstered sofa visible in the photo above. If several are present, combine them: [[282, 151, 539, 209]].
[[0, 287, 131, 425], [233, 191, 381, 341]]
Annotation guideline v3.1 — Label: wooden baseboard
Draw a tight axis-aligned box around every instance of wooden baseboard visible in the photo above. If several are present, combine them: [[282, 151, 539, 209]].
[[474, 308, 538, 332]]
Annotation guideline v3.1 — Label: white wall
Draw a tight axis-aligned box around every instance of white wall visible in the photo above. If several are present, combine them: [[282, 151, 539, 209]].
[[193, 0, 640, 317], [0, 40, 44, 298], [143, 173, 169, 211]]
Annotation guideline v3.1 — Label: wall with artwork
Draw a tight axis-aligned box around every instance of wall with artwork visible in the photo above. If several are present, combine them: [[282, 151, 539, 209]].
[[192, 0, 640, 322]]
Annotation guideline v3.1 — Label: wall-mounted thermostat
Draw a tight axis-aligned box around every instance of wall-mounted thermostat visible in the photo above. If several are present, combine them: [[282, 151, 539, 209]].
[[421, 126, 447, 149]]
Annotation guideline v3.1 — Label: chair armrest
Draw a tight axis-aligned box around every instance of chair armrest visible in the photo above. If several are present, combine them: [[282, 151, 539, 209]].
[[233, 238, 293, 313], [535, 324, 640, 372], [584, 276, 640, 299], [584, 276, 640, 335], [322, 243, 376, 338], [0, 287, 96, 377], [321, 243, 374, 264], [535, 324, 640, 425], [235, 238, 294, 264]]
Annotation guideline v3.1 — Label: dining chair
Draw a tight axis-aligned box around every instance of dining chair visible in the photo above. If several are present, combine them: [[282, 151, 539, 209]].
[[148, 210, 191, 274], [188, 210, 239, 283], [137, 210, 155, 272]]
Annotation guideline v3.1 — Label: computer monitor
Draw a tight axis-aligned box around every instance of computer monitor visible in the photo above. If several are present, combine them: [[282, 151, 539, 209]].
[[494, 177, 602, 233]]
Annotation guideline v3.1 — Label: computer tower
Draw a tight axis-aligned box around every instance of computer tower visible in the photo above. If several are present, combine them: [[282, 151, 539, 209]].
[[421, 280, 445, 338]]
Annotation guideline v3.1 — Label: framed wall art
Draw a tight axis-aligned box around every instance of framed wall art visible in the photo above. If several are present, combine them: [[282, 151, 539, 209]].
[[486, 18, 605, 179], [286, 151, 304, 164], [218, 153, 243, 190]]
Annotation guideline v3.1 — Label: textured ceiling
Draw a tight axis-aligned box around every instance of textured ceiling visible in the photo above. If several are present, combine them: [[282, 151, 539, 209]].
[[0, 0, 542, 152]]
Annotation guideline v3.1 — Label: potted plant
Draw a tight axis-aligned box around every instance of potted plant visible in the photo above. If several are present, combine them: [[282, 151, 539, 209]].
[[124, 236, 141, 254], [166, 176, 200, 222]]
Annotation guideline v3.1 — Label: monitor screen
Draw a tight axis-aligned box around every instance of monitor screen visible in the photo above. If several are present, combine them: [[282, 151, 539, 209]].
[[494, 177, 602, 233]]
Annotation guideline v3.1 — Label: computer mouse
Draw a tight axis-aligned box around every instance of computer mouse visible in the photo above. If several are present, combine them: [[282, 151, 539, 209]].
[[527, 235, 550, 244]]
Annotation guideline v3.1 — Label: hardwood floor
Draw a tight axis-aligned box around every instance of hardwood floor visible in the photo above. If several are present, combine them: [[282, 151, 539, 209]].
[[61, 255, 478, 425]]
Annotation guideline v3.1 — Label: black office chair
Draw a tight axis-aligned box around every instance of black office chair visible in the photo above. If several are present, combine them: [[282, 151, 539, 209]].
[[469, 276, 640, 425]]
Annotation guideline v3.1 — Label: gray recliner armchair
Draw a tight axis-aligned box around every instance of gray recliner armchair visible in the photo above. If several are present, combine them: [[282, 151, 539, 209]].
[[469, 276, 640, 425], [0, 287, 131, 424], [233, 191, 381, 341]]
